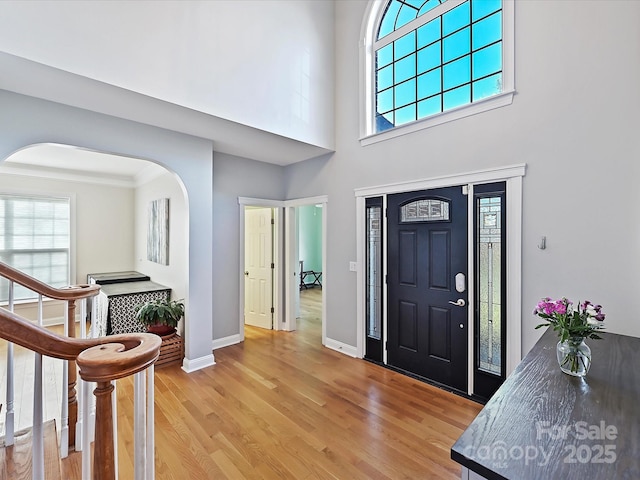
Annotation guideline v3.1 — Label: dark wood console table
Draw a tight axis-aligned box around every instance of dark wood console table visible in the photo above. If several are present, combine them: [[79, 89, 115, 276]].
[[452, 328, 640, 479]]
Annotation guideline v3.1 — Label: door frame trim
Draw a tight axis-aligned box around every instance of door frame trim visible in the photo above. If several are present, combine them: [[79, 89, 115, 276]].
[[238, 195, 328, 345], [284, 196, 328, 346], [239, 197, 284, 341], [354, 164, 526, 394]]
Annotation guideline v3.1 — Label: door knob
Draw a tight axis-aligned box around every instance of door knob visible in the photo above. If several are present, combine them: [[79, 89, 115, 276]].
[[244, 271, 249, 276], [448, 299, 466, 307]]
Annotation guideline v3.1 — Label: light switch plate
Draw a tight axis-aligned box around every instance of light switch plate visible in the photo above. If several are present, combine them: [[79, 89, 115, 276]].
[[349, 261, 357, 272]]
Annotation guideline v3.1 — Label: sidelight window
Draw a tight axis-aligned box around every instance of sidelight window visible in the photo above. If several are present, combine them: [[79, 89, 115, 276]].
[[474, 183, 506, 384], [365, 197, 383, 362]]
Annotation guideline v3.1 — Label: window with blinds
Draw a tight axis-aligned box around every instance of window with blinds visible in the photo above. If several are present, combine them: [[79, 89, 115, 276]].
[[0, 194, 71, 302]]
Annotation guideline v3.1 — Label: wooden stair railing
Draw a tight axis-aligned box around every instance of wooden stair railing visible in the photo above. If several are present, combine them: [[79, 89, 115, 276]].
[[0, 306, 161, 480], [0, 262, 100, 448]]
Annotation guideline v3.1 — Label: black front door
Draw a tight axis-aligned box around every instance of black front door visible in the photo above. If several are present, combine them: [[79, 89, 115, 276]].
[[387, 186, 468, 392]]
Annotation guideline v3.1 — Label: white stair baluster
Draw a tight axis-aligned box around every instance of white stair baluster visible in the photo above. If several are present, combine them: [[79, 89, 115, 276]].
[[32, 294, 45, 480], [134, 371, 147, 480], [76, 299, 86, 451], [5, 281, 15, 446], [146, 365, 155, 480], [80, 298, 86, 339], [60, 302, 69, 458], [86, 298, 97, 445], [113, 380, 119, 480], [81, 375, 91, 480]]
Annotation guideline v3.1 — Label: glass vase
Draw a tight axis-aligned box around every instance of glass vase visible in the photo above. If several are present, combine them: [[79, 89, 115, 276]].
[[557, 337, 591, 377]]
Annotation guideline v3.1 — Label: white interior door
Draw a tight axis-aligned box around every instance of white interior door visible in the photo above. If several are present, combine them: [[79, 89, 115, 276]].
[[244, 207, 274, 329]]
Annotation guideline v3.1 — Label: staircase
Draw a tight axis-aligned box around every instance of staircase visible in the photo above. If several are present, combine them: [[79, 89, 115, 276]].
[[0, 261, 162, 480], [0, 420, 61, 480]]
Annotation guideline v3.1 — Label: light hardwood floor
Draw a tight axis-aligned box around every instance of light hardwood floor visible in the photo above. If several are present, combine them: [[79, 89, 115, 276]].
[[6, 288, 483, 479]]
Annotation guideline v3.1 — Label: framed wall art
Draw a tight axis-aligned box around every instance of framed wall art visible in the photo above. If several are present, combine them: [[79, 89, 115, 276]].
[[147, 198, 170, 265]]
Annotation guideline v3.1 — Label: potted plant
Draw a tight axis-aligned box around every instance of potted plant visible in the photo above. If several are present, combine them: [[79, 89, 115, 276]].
[[134, 297, 184, 336]]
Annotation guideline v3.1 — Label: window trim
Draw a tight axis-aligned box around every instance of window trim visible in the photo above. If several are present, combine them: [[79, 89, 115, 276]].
[[359, 0, 515, 145]]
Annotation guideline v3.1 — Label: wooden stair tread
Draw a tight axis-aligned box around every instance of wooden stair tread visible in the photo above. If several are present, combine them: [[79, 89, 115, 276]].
[[0, 419, 62, 480]]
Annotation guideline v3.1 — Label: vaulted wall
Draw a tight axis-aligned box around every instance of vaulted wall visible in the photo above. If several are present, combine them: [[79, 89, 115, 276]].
[[284, 0, 640, 354]]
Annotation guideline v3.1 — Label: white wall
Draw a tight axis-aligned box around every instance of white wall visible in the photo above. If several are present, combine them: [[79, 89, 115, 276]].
[[0, 171, 135, 324], [0, 172, 136, 283], [135, 171, 189, 333], [0, 90, 214, 366], [0, 0, 335, 149], [3, 0, 638, 366], [284, 0, 640, 356]]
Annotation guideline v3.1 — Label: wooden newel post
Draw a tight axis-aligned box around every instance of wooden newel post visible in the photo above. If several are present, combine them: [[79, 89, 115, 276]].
[[93, 381, 116, 480], [67, 299, 78, 448], [77, 335, 161, 478]]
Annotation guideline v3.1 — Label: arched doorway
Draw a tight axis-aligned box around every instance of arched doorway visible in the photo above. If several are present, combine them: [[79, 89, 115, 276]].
[[0, 143, 189, 336]]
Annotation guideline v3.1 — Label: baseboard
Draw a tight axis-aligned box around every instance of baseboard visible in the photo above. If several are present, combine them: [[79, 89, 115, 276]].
[[212, 334, 242, 351], [181, 354, 215, 373], [324, 337, 358, 358]]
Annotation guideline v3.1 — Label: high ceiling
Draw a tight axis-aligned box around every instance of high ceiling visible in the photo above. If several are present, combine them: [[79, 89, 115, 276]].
[[0, 52, 334, 173], [0, 0, 336, 172]]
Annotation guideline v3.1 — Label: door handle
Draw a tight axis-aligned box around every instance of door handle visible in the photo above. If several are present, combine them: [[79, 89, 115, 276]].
[[244, 271, 250, 276], [448, 299, 466, 307]]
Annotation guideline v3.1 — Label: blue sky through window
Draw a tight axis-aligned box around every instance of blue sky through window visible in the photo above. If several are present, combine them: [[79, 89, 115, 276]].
[[375, 0, 503, 132]]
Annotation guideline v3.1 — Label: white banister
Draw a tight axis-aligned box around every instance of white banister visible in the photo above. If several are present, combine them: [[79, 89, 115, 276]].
[[134, 371, 146, 480], [32, 294, 45, 480], [5, 281, 15, 446], [132, 365, 156, 480], [33, 351, 45, 479], [80, 298, 95, 479], [76, 298, 85, 452], [5, 342, 14, 445], [80, 298, 86, 340], [81, 375, 91, 480], [61, 299, 70, 458], [85, 298, 97, 445], [113, 380, 119, 480], [146, 365, 155, 480], [79, 297, 98, 480]]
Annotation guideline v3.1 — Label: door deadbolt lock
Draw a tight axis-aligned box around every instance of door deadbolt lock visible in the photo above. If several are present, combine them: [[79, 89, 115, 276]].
[[448, 299, 466, 307]]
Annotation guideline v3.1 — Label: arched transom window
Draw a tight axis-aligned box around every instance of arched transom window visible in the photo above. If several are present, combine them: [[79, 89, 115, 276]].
[[361, 0, 514, 143]]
